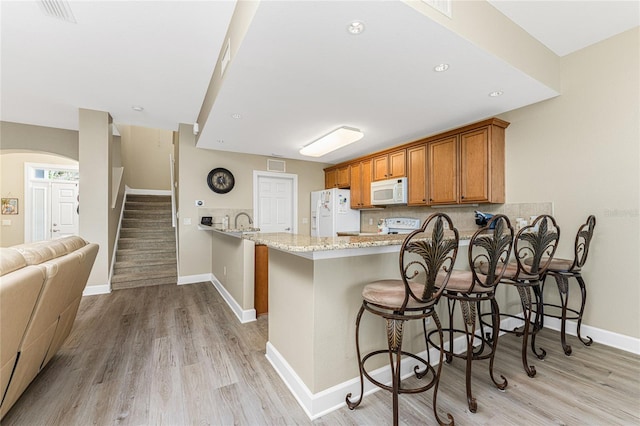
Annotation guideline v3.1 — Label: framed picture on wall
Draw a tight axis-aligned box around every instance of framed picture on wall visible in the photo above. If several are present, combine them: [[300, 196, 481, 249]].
[[1, 198, 18, 215]]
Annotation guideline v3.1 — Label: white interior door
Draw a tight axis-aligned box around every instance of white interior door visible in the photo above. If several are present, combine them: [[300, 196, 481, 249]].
[[254, 171, 297, 233], [51, 182, 79, 238]]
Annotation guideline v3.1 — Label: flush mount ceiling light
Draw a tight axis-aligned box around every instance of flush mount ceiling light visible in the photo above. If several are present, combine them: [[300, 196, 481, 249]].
[[131, 106, 144, 112], [347, 21, 365, 35], [299, 126, 364, 157], [489, 90, 504, 97], [433, 63, 449, 72]]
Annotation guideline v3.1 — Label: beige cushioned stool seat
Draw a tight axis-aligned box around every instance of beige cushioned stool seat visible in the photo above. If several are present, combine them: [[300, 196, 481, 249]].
[[441, 270, 492, 293], [362, 279, 430, 309]]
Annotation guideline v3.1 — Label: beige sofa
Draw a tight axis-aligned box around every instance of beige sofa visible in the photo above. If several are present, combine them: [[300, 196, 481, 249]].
[[0, 236, 98, 418]]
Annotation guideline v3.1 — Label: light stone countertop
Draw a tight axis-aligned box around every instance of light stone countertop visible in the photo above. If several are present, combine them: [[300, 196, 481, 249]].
[[242, 230, 476, 253]]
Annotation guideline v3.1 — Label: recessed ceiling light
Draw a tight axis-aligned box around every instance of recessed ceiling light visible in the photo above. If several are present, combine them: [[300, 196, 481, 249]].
[[489, 91, 504, 97], [131, 106, 144, 112], [433, 63, 449, 72], [347, 21, 365, 35], [231, 113, 242, 119]]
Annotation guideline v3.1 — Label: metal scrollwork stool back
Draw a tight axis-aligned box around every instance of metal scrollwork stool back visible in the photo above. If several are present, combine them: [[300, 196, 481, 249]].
[[539, 215, 596, 355], [484, 214, 560, 377], [345, 213, 459, 426], [429, 214, 514, 413]]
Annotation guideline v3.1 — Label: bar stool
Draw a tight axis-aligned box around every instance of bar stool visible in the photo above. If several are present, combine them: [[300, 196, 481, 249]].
[[540, 215, 596, 355], [483, 214, 560, 377], [430, 214, 514, 413], [346, 213, 459, 426]]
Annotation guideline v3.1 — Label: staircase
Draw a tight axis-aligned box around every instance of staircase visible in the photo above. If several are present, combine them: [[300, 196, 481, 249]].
[[112, 194, 177, 290]]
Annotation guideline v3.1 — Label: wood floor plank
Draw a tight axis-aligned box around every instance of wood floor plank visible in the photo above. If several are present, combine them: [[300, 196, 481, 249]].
[[2, 281, 638, 426]]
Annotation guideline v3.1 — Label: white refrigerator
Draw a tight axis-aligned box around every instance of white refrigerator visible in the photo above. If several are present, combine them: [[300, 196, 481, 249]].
[[311, 189, 361, 237]]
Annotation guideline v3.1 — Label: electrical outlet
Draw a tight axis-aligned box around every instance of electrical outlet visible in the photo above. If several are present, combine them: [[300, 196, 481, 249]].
[[368, 218, 373, 225], [183, 217, 192, 225]]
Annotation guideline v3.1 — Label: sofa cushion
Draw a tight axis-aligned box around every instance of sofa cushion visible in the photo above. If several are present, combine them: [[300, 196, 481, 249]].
[[0, 248, 27, 276], [58, 236, 88, 252]]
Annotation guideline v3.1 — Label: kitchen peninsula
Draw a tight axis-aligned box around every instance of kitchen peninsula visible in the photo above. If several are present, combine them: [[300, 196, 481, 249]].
[[208, 228, 473, 419]]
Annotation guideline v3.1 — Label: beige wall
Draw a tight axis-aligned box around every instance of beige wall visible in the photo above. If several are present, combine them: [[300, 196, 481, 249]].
[[0, 151, 78, 247], [119, 124, 173, 190], [0, 121, 79, 160], [177, 122, 328, 278], [499, 28, 640, 339], [79, 109, 124, 289]]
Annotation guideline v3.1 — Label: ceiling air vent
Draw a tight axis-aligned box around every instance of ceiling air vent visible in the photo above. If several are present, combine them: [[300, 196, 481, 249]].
[[38, 0, 77, 23], [421, 0, 452, 18]]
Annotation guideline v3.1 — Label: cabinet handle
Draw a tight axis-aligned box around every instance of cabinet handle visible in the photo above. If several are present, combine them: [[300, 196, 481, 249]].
[[430, 198, 433, 202], [461, 195, 465, 199], [422, 199, 426, 202]]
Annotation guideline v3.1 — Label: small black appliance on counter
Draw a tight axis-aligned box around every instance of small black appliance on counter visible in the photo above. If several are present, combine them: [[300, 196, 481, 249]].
[[474, 211, 496, 229], [201, 216, 213, 226]]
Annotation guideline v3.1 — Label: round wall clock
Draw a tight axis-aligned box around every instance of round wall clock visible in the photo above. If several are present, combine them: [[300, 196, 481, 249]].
[[207, 168, 235, 194]]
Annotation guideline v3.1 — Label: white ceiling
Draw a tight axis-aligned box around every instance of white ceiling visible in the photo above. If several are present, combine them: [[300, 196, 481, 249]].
[[1, 1, 638, 164]]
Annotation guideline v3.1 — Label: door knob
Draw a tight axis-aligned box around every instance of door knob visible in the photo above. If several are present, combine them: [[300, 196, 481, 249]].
[[285, 227, 291, 231]]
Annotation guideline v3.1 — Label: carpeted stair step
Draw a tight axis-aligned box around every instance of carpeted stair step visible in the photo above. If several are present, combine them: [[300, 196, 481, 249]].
[[116, 248, 176, 262], [119, 228, 175, 239], [111, 270, 177, 289], [112, 194, 177, 290]]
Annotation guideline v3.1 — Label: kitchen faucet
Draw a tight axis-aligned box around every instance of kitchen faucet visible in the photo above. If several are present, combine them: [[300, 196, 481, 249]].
[[234, 212, 253, 229]]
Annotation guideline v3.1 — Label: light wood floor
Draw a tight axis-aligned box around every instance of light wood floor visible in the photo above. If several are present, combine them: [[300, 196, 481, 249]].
[[3, 282, 639, 425]]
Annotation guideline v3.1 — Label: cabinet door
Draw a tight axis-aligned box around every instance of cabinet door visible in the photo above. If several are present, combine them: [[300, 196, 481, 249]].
[[460, 127, 489, 203], [324, 169, 337, 189], [350, 164, 362, 208], [336, 165, 350, 188], [407, 145, 427, 205], [388, 149, 406, 178], [372, 155, 388, 181], [360, 159, 372, 207], [428, 136, 458, 205], [349, 160, 373, 208]]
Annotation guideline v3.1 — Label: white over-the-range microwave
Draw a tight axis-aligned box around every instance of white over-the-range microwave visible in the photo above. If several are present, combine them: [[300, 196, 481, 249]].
[[371, 177, 408, 206]]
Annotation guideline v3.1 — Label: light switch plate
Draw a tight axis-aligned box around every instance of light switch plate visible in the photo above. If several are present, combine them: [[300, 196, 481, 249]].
[[183, 217, 192, 225]]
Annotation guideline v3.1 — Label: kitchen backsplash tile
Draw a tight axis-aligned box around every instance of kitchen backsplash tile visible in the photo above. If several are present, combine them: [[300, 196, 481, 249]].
[[359, 203, 553, 233], [198, 208, 253, 228]]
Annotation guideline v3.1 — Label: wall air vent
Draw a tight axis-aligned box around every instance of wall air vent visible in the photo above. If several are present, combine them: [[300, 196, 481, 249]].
[[38, 0, 77, 23], [267, 159, 286, 173], [421, 0, 452, 18]]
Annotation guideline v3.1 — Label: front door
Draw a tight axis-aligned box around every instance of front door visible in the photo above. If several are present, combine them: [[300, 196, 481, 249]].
[[51, 182, 79, 238], [254, 172, 297, 233]]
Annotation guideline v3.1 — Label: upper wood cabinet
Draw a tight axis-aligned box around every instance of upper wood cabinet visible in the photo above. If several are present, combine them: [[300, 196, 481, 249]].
[[428, 123, 506, 205], [350, 159, 373, 209], [407, 145, 428, 205], [324, 165, 350, 189], [322, 117, 508, 204], [372, 149, 406, 181], [428, 136, 458, 205]]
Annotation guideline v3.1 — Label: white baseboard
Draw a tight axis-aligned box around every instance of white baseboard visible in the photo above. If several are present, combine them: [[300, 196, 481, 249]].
[[541, 316, 640, 355], [266, 313, 640, 420], [185, 273, 256, 324], [83, 284, 111, 296], [210, 275, 256, 324], [125, 186, 171, 196], [177, 273, 212, 285], [266, 341, 443, 420]]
